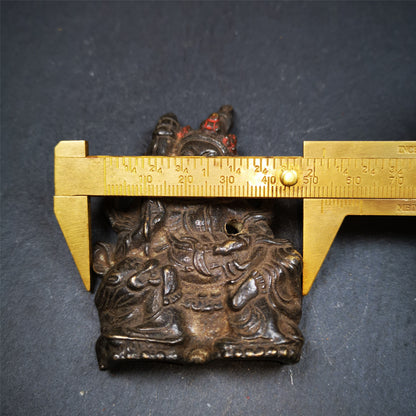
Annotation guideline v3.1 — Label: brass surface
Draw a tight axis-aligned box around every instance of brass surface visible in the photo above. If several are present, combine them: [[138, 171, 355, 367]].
[[303, 198, 414, 294], [55, 154, 415, 199], [302, 141, 416, 294], [54, 196, 91, 291]]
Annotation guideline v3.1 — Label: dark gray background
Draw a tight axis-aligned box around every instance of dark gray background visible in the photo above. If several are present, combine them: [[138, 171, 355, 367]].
[[1, 2, 416, 415]]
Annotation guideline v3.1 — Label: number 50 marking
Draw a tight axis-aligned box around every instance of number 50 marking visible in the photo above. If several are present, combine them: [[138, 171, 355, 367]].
[[303, 169, 318, 184]]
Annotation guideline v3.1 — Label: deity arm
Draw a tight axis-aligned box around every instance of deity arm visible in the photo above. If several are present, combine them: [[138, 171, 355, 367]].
[[147, 113, 181, 155]]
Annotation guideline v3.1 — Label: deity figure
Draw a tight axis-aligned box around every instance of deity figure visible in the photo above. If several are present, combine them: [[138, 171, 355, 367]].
[[93, 106, 303, 369]]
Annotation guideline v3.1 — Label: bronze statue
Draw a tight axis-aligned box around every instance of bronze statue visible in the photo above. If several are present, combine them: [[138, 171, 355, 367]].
[[93, 106, 303, 369]]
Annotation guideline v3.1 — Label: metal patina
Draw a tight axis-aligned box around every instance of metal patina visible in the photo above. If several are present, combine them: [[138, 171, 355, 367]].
[[93, 106, 304, 369]]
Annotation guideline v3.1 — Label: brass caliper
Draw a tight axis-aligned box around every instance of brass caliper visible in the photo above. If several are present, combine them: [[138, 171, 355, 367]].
[[54, 140, 416, 294]]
